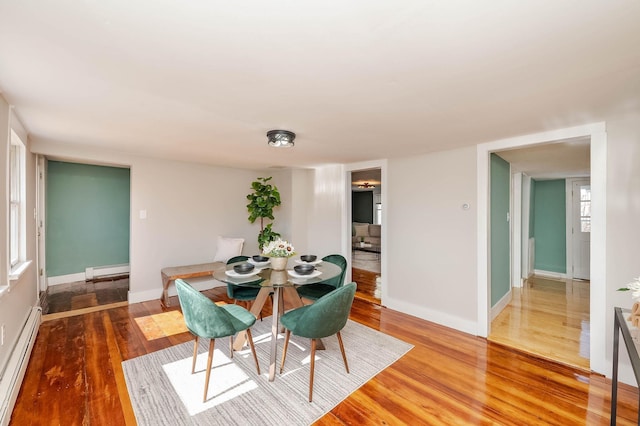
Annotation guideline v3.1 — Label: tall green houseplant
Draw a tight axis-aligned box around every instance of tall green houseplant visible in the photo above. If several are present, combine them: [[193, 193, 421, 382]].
[[247, 176, 282, 249]]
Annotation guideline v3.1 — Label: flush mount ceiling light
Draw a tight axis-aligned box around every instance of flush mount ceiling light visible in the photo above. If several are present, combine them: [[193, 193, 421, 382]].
[[357, 182, 376, 189], [267, 130, 296, 148]]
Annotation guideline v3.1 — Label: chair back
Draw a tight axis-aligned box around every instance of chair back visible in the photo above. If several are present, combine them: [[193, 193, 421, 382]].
[[321, 254, 347, 290], [227, 255, 249, 264], [175, 279, 236, 338], [290, 282, 356, 339]]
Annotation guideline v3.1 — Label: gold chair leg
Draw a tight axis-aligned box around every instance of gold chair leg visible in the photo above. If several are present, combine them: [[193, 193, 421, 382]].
[[229, 336, 233, 358], [336, 331, 349, 373], [203, 339, 215, 403], [280, 329, 291, 374], [246, 328, 261, 375], [309, 338, 316, 402], [191, 336, 199, 374]]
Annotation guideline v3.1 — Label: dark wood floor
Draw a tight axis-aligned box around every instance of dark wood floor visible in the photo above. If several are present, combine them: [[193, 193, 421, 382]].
[[42, 277, 129, 314], [10, 286, 640, 425]]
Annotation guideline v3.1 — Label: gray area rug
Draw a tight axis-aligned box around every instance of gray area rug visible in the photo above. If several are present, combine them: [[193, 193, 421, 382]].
[[123, 317, 412, 425]]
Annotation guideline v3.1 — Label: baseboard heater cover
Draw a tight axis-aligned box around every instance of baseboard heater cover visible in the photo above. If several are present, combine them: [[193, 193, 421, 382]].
[[0, 307, 42, 426], [85, 263, 130, 280]]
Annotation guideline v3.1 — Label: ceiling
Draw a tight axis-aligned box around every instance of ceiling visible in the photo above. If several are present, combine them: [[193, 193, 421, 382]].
[[352, 169, 381, 191], [496, 137, 590, 179], [0, 1, 639, 170]]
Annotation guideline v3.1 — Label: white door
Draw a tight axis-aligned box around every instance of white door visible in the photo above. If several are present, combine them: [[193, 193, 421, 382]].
[[36, 156, 47, 292], [572, 179, 591, 280]]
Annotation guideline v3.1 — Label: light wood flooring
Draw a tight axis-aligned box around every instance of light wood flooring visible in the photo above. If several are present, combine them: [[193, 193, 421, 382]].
[[10, 284, 640, 425], [490, 275, 590, 370]]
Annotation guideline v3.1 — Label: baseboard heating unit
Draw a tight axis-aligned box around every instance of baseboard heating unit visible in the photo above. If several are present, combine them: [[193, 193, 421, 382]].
[[0, 307, 42, 426]]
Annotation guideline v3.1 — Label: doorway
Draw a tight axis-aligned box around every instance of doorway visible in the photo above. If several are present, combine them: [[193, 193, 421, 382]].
[[350, 168, 382, 304], [38, 158, 131, 317], [488, 142, 591, 369], [476, 122, 607, 376]]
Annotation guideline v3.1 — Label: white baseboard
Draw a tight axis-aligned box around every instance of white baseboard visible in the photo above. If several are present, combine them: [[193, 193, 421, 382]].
[[384, 296, 478, 336], [48, 263, 130, 286], [533, 269, 567, 280], [491, 289, 512, 321], [47, 272, 86, 286]]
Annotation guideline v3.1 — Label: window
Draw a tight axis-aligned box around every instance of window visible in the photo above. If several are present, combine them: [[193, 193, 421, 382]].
[[580, 185, 591, 233], [9, 130, 26, 269]]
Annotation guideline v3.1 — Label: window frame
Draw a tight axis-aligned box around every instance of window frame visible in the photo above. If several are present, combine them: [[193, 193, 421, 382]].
[[9, 129, 26, 272]]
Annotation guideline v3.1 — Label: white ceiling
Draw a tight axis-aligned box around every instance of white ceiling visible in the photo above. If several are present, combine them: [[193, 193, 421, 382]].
[[1, 1, 639, 170], [496, 137, 590, 179]]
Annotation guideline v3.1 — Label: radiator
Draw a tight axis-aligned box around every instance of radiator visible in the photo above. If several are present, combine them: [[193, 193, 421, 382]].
[[85, 263, 129, 280], [0, 307, 41, 426]]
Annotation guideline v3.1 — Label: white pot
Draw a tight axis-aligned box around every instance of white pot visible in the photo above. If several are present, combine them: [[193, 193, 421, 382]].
[[270, 256, 289, 271]]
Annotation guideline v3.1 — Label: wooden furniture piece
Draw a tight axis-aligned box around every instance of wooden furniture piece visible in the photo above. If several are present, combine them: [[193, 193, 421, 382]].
[[611, 307, 640, 425], [160, 262, 226, 307], [219, 257, 341, 381]]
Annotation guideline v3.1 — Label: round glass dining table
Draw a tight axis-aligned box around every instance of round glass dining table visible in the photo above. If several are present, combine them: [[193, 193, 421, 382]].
[[219, 256, 341, 381]]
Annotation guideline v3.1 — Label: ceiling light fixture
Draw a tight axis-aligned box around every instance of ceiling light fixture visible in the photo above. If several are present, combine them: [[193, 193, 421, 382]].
[[267, 130, 296, 148], [357, 182, 376, 189]]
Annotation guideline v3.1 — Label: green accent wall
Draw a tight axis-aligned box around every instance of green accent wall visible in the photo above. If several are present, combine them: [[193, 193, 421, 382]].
[[490, 154, 510, 307], [532, 179, 566, 273], [352, 191, 373, 223], [46, 161, 130, 276], [529, 178, 536, 238]]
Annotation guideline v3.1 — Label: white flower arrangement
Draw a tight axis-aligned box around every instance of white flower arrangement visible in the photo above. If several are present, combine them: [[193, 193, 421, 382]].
[[618, 277, 640, 300], [262, 239, 296, 258]]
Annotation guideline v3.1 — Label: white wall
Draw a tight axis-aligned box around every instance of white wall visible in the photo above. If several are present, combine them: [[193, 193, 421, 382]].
[[603, 111, 640, 384], [0, 96, 38, 376], [385, 146, 478, 334], [30, 140, 293, 303]]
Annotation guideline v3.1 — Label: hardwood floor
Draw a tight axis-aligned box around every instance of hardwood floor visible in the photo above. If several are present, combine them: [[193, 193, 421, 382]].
[[10, 285, 639, 425], [352, 267, 381, 305], [42, 277, 130, 315], [490, 275, 590, 370]]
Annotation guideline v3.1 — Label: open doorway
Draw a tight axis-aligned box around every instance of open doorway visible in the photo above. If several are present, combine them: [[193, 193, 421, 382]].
[[488, 140, 591, 369], [38, 158, 131, 317], [350, 168, 382, 304]]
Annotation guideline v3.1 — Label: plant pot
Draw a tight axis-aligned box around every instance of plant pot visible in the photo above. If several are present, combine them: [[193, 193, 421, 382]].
[[270, 256, 289, 271]]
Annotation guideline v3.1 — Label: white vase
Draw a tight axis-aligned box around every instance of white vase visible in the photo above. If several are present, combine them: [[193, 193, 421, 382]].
[[270, 256, 288, 271]]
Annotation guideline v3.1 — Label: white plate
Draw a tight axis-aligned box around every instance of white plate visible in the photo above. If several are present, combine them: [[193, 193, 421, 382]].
[[225, 269, 261, 278], [287, 269, 322, 279], [248, 258, 270, 267], [294, 259, 322, 266]]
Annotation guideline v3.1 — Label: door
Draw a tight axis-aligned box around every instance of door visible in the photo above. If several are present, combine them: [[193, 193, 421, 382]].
[[36, 155, 47, 292], [572, 179, 591, 280]]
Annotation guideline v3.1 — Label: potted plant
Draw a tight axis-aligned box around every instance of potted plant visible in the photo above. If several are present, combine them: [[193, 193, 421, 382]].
[[247, 176, 282, 249], [262, 239, 296, 270]]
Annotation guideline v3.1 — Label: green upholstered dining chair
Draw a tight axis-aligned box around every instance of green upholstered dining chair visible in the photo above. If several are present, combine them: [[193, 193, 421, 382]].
[[280, 282, 357, 402], [226, 255, 268, 320], [296, 254, 348, 303], [175, 279, 261, 402]]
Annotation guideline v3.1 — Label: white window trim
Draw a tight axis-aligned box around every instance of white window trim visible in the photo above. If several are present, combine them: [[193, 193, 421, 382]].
[[9, 129, 28, 279]]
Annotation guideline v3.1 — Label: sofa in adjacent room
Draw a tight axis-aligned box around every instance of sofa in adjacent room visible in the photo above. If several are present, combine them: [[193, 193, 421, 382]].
[[352, 222, 381, 245]]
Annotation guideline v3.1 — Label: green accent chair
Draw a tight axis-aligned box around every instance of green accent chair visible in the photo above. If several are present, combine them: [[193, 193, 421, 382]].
[[226, 255, 269, 320], [226, 256, 264, 302], [296, 254, 347, 303], [175, 279, 261, 402], [280, 282, 357, 402]]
